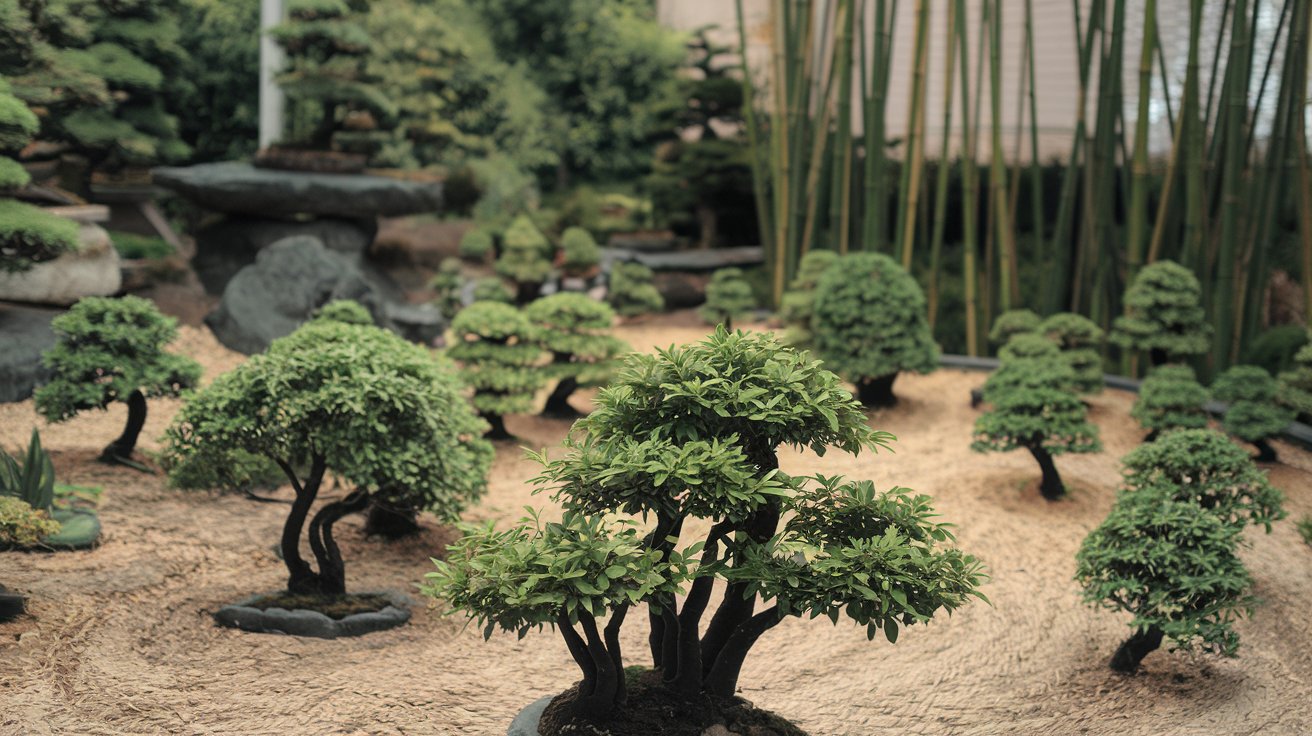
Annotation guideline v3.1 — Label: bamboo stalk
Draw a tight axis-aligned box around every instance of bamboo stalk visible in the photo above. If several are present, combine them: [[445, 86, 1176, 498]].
[[927, 1, 959, 329], [1214, 0, 1251, 367], [1126, 0, 1156, 288], [895, 0, 931, 268], [986, 0, 1018, 311], [955, 0, 980, 356]]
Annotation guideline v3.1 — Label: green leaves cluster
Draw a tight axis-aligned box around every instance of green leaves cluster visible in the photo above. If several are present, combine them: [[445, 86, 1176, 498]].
[[1277, 340, 1312, 418], [988, 309, 1042, 346], [35, 296, 200, 422], [559, 227, 601, 274], [1131, 365, 1209, 436], [0, 79, 77, 273], [495, 214, 553, 287], [812, 252, 939, 386], [1111, 260, 1212, 361], [780, 250, 838, 350], [699, 267, 755, 328], [1211, 365, 1295, 445], [447, 301, 546, 418], [606, 261, 664, 318], [525, 293, 626, 385], [972, 356, 1101, 456], [1, 429, 55, 513], [1038, 312, 1105, 395], [459, 228, 495, 261]]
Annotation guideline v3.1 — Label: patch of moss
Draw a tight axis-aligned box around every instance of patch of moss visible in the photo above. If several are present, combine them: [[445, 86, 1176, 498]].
[[109, 230, 173, 260]]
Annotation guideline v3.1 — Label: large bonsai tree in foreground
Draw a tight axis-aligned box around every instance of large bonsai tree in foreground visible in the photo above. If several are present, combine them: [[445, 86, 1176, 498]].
[[1111, 260, 1211, 367], [426, 329, 986, 726], [1130, 365, 1209, 441], [166, 306, 492, 595], [525, 293, 627, 418], [972, 355, 1101, 500], [812, 252, 939, 407], [1211, 365, 1295, 462], [36, 296, 200, 465], [448, 301, 546, 439]]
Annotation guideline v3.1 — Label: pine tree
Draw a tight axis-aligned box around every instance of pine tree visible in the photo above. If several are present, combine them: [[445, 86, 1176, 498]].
[[526, 293, 626, 418], [1131, 365, 1210, 441], [1111, 261, 1211, 366], [1211, 365, 1295, 462], [699, 267, 755, 330], [447, 301, 546, 440]]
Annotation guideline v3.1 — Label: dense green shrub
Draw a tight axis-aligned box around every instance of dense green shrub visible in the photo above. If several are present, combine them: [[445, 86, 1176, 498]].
[[1075, 492, 1254, 672], [495, 215, 553, 304], [997, 333, 1062, 363], [1130, 365, 1209, 440], [1111, 260, 1211, 366], [988, 309, 1041, 346], [525, 293, 626, 418], [812, 252, 939, 407], [1039, 312, 1105, 394], [1211, 365, 1295, 462], [1277, 340, 1312, 419], [607, 261, 664, 318], [972, 356, 1101, 500], [36, 296, 200, 464], [447, 301, 546, 439], [1119, 428, 1284, 531], [172, 0, 260, 162], [0, 80, 78, 273], [471, 276, 513, 305], [459, 228, 494, 262], [165, 309, 492, 593], [780, 250, 838, 350], [699, 267, 755, 330], [424, 329, 985, 725], [430, 257, 465, 320], [1245, 325, 1308, 375], [558, 226, 601, 276]]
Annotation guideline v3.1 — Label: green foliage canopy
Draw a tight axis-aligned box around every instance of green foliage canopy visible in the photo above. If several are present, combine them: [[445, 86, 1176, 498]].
[[1130, 365, 1209, 436], [1211, 365, 1295, 446], [1111, 261, 1212, 362], [607, 261, 664, 318], [447, 301, 546, 420], [699, 267, 755, 328], [780, 250, 838, 349]]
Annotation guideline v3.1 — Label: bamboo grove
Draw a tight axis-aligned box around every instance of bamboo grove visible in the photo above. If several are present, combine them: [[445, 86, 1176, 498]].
[[736, 0, 1312, 372]]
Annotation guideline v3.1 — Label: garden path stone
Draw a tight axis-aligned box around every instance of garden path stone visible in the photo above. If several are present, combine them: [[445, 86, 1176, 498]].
[[213, 591, 412, 639], [506, 696, 553, 736], [0, 303, 59, 403], [153, 162, 443, 218]]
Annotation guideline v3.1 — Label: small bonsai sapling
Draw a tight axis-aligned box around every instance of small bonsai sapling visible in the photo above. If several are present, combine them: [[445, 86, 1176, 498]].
[[972, 356, 1101, 500], [1039, 312, 1105, 394], [471, 276, 514, 305], [496, 214, 553, 304], [1118, 428, 1285, 531], [699, 267, 755, 330], [0, 80, 78, 273], [459, 228, 494, 263], [165, 309, 492, 595], [1111, 260, 1211, 367], [1211, 365, 1295, 463], [1130, 365, 1209, 441], [525, 293, 627, 419], [447, 301, 546, 440], [989, 309, 1042, 347], [35, 296, 201, 465], [812, 252, 939, 408], [607, 261, 665, 318], [1075, 493, 1254, 673], [431, 257, 465, 320], [558, 226, 602, 279], [425, 329, 986, 726], [1277, 340, 1312, 420], [780, 249, 838, 349]]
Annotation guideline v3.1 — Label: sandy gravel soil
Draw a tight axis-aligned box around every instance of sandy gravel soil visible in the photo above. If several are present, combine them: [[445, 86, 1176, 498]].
[[2, 314, 1311, 736]]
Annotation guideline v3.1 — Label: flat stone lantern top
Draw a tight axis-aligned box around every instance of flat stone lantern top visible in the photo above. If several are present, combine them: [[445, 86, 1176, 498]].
[[152, 162, 443, 218]]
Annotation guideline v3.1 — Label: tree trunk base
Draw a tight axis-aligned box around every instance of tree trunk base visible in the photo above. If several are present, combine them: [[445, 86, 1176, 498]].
[[1110, 627, 1164, 673], [484, 413, 515, 442], [364, 501, 421, 539], [1253, 439, 1279, 463], [856, 374, 899, 408]]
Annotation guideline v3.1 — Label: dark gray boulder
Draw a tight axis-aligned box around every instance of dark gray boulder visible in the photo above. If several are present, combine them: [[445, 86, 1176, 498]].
[[153, 162, 443, 218], [0, 304, 60, 403], [206, 236, 393, 355], [193, 216, 376, 295]]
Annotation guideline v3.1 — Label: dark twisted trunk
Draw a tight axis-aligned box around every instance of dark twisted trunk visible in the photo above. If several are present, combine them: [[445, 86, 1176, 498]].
[[100, 389, 147, 463], [856, 373, 899, 408], [1144, 428, 1161, 443], [575, 614, 621, 720], [543, 351, 582, 419], [644, 515, 683, 667], [307, 488, 371, 596], [1149, 348, 1169, 367], [278, 455, 326, 595], [671, 523, 729, 694], [364, 498, 421, 539], [1025, 444, 1066, 500], [604, 606, 629, 706], [703, 607, 783, 696], [483, 412, 513, 441], [1109, 626, 1163, 673], [1253, 438, 1279, 463], [515, 281, 543, 306]]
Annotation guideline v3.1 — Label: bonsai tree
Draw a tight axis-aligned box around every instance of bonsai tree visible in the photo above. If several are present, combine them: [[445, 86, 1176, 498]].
[[35, 296, 201, 465], [165, 307, 492, 595], [447, 301, 546, 440], [1039, 312, 1105, 394], [525, 293, 627, 418], [812, 252, 939, 407], [0, 80, 78, 273], [1130, 365, 1210, 441], [471, 276, 514, 305], [459, 228, 495, 262], [1277, 340, 1312, 420], [558, 226, 601, 279], [607, 261, 664, 318], [1210, 365, 1295, 462], [1075, 492, 1255, 673], [780, 249, 838, 349], [698, 267, 755, 330], [431, 257, 465, 320], [997, 333, 1062, 364], [425, 329, 986, 727], [1111, 260, 1211, 366], [1118, 428, 1284, 531], [972, 356, 1101, 500], [496, 215, 553, 304], [270, 0, 398, 155], [989, 309, 1042, 346]]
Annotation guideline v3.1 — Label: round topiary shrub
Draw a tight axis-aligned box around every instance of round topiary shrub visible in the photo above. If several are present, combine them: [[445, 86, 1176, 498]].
[[1211, 365, 1295, 462], [988, 309, 1042, 347], [1130, 365, 1209, 441], [459, 228, 494, 262], [698, 267, 755, 330], [607, 261, 664, 318], [424, 328, 986, 729], [1111, 260, 1211, 366], [559, 226, 601, 277], [496, 214, 553, 304], [431, 257, 465, 320], [525, 293, 627, 419], [972, 355, 1101, 500], [779, 250, 839, 350], [447, 301, 546, 440], [1039, 312, 1105, 394], [812, 252, 939, 408], [471, 276, 514, 305], [1277, 339, 1312, 420], [36, 296, 201, 465], [165, 307, 493, 595]]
